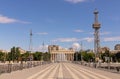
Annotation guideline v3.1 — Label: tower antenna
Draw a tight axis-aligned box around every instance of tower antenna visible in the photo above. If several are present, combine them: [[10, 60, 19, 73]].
[[29, 29, 33, 53], [92, 9, 101, 60]]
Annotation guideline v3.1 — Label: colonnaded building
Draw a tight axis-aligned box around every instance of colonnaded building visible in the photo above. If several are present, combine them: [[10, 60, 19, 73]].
[[48, 45, 75, 62]]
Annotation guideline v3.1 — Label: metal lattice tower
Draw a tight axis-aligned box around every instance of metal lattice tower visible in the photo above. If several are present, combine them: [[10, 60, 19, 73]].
[[29, 29, 33, 53], [92, 9, 101, 58], [80, 42, 83, 51], [42, 41, 45, 53]]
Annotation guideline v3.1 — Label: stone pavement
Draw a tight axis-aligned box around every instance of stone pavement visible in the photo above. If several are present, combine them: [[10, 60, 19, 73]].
[[0, 62, 120, 79]]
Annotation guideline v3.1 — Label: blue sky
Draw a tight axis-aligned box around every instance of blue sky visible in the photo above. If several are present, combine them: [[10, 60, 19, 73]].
[[0, 0, 120, 51]]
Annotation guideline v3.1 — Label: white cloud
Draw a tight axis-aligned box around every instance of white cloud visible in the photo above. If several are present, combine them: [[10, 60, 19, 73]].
[[101, 32, 111, 35], [72, 42, 80, 49], [82, 37, 94, 42], [65, 0, 86, 3], [103, 36, 120, 42], [0, 15, 16, 23], [35, 45, 48, 52], [89, 32, 94, 35], [53, 38, 79, 42], [0, 15, 31, 24], [36, 32, 48, 35], [40, 45, 48, 52], [52, 37, 94, 43], [64, 0, 94, 3], [74, 29, 84, 33]]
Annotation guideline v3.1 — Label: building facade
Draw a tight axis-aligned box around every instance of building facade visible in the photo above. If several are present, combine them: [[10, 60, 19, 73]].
[[114, 44, 120, 50], [100, 47, 110, 53], [17, 47, 26, 54], [109, 44, 120, 54], [100, 45, 120, 54], [48, 45, 75, 62], [0, 49, 8, 53]]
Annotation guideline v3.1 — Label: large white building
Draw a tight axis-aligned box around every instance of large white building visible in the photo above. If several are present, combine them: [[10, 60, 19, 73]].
[[48, 45, 75, 62]]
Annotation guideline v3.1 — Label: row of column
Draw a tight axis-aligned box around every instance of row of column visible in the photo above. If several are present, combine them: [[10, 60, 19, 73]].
[[51, 53, 74, 61]]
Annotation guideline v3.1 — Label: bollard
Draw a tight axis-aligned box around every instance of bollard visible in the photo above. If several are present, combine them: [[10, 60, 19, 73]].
[[116, 67, 119, 72], [20, 63, 23, 70], [7, 64, 12, 73], [94, 63, 97, 68]]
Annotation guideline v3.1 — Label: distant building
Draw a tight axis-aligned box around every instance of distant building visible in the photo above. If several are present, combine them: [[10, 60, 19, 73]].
[[114, 44, 120, 50], [110, 50, 120, 54], [100, 47, 110, 53], [0, 49, 8, 53], [109, 44, 120, 54], [17, 47, 26, 54], [48, 45, 75, 62]]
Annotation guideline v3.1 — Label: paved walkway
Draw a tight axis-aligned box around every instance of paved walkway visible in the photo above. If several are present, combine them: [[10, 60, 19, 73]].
[[0, 62, 120, 79]]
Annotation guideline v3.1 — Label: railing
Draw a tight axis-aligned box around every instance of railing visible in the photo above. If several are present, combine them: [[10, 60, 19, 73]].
[[72, 61, 120, 73], [0, 61, 51, 75]]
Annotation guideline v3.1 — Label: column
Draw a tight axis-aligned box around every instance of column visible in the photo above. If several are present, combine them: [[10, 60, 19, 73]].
[[51, 53, 53, 61], [55, 53, 56, 61], [67, 54, 68, 61], [53, 54, 55, 61], [68, 54, 70, 61], [65, 53, 67, 61], [70, 53, 72, 61], [72, 53, 74, 61]]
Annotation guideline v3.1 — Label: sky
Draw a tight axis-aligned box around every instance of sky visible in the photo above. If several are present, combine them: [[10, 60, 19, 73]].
[[0, 0, 120, 51]]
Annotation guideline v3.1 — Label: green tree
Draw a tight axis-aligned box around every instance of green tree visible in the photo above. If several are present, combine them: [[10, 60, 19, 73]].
[[9, 47, 21, 62], [82, 52, 89, 61], [78, 52, 81, 61], [115, 52, 120, 62], [80, 51, 95, 62], [87, 52, 95, 62], [33, 52, 42, 61], [16, 47, 21, 62], [10, 47, 16, 62], [101, 50, 110, 62], [43, 52, 51, 61], [110, 53, 116, 62], [0, 52, 5, 61], [21, 51, 30, 61], [7, 52, 12, 62], [74, 51, 82, 61]]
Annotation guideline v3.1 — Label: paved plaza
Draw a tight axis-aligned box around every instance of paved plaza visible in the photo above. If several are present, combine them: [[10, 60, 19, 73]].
[[0, 62, 120, 79]]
